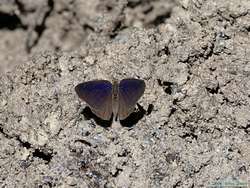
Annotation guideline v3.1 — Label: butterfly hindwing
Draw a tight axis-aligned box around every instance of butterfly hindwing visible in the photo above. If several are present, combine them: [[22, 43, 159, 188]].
[[118, 78, 145, 120], [75, 80, 113, 120]]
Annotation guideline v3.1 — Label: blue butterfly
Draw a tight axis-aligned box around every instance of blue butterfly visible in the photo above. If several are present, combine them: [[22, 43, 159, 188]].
[[75, 78, 145, 121]]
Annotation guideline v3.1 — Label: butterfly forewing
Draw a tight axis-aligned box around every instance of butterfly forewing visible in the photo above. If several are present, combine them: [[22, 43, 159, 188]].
[[118, 79, 145, 120], [75, 80, 113, 120]]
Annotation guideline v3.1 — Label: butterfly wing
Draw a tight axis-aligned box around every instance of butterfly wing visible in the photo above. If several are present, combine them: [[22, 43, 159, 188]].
[[118, 78, 145, 120], [75, 80, 113, 120]]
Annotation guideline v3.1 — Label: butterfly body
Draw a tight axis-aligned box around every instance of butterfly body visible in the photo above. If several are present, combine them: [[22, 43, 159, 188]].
[[112, 80, 119, 120], [75, 78, 145, 121]]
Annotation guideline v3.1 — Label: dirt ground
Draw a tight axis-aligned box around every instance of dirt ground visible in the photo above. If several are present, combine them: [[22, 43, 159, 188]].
[[0, 0, 250, 187]]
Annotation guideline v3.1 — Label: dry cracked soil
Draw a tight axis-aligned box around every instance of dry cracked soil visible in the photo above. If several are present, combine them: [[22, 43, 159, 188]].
[[0, 0, 250, 187]]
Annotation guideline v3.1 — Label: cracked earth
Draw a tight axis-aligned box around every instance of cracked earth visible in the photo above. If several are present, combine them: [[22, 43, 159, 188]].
[[0, 0, 250, 187]]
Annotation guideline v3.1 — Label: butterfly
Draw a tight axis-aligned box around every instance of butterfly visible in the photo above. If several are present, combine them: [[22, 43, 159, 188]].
[[75, 78, 145, 121]]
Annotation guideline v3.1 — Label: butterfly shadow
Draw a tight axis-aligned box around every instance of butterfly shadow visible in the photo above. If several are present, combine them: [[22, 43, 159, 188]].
[[120, 103, 154, 127], [81, 104, 154, 128], [81, 107, 113, 128]]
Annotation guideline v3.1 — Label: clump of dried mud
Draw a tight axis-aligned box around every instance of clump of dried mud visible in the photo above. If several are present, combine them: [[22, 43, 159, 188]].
[[0, 0, 249, 187]]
